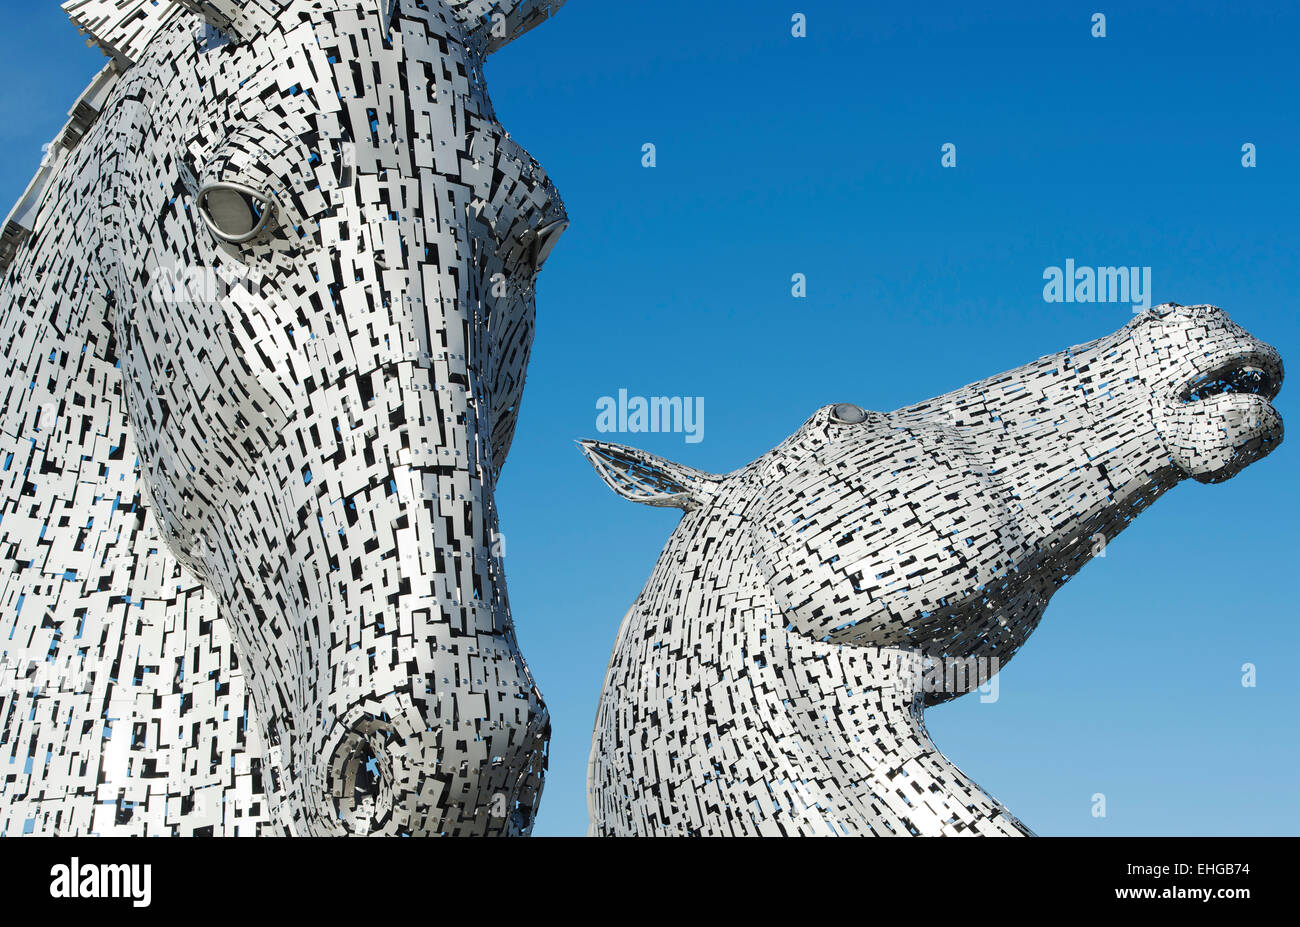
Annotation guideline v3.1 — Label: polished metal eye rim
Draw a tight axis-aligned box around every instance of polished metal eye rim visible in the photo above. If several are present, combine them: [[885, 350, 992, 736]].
[[830, 402, 869, 424], [531, 218, 569, 269], [517, 217, 570, 271], [195, 180, 277, 244]]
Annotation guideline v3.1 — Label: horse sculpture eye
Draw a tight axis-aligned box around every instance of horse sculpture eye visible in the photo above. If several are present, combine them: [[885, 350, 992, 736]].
[[527, 218, 568, 270], [830, 403, 868, 424], [196, 182, 276, 243]]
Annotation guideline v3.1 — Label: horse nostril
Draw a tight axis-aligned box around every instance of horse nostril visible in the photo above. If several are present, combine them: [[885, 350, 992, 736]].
[[325, 725, 394, 836]]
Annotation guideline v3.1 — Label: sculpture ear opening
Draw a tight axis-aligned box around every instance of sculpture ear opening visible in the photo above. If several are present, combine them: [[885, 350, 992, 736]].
[[578, 440, 719, 511]]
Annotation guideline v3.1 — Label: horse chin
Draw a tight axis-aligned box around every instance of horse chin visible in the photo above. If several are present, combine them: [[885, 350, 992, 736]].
[[1166, 393, 1284, 484]]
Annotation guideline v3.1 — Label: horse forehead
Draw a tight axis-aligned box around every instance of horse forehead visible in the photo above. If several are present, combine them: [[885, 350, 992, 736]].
[[186, 3, 470, 92], [171, 12, 484, 157]]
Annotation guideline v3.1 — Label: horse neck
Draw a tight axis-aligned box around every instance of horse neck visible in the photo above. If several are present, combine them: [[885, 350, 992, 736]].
[[603, 502, 1029, 836]]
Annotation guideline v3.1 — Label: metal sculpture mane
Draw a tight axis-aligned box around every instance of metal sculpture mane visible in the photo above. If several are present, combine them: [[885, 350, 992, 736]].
[[0, 0, 566, 836], [582, 304, 1284, 836]]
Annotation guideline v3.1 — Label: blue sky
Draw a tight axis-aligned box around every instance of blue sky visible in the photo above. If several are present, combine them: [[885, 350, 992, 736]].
[[3, 1, 1297, 836]]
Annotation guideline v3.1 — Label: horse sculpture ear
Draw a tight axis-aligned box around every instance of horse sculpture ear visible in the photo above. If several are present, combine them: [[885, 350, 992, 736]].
[[64, 0, 187, 65], [451, 0, 567, 55], [578, 440, 720, 511], [175, 1, 280, 43], [64, 0, 281, 63]]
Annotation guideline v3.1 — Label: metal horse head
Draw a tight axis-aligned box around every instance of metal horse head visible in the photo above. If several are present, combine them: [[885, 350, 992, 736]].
[[581, 305, 1283, 835], [0, 0, 566, 835]]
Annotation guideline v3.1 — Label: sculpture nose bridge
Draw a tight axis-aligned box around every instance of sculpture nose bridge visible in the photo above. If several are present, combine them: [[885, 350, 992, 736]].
[[278, 456, 539, 834]]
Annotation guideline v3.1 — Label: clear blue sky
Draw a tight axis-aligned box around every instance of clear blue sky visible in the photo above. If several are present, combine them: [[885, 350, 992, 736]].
[[3, 1, 1297, 836]]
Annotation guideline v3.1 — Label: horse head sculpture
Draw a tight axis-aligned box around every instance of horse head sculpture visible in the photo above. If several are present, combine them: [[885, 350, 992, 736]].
[[581, 304, 1283, 836], [0, 0, 566, 835]]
